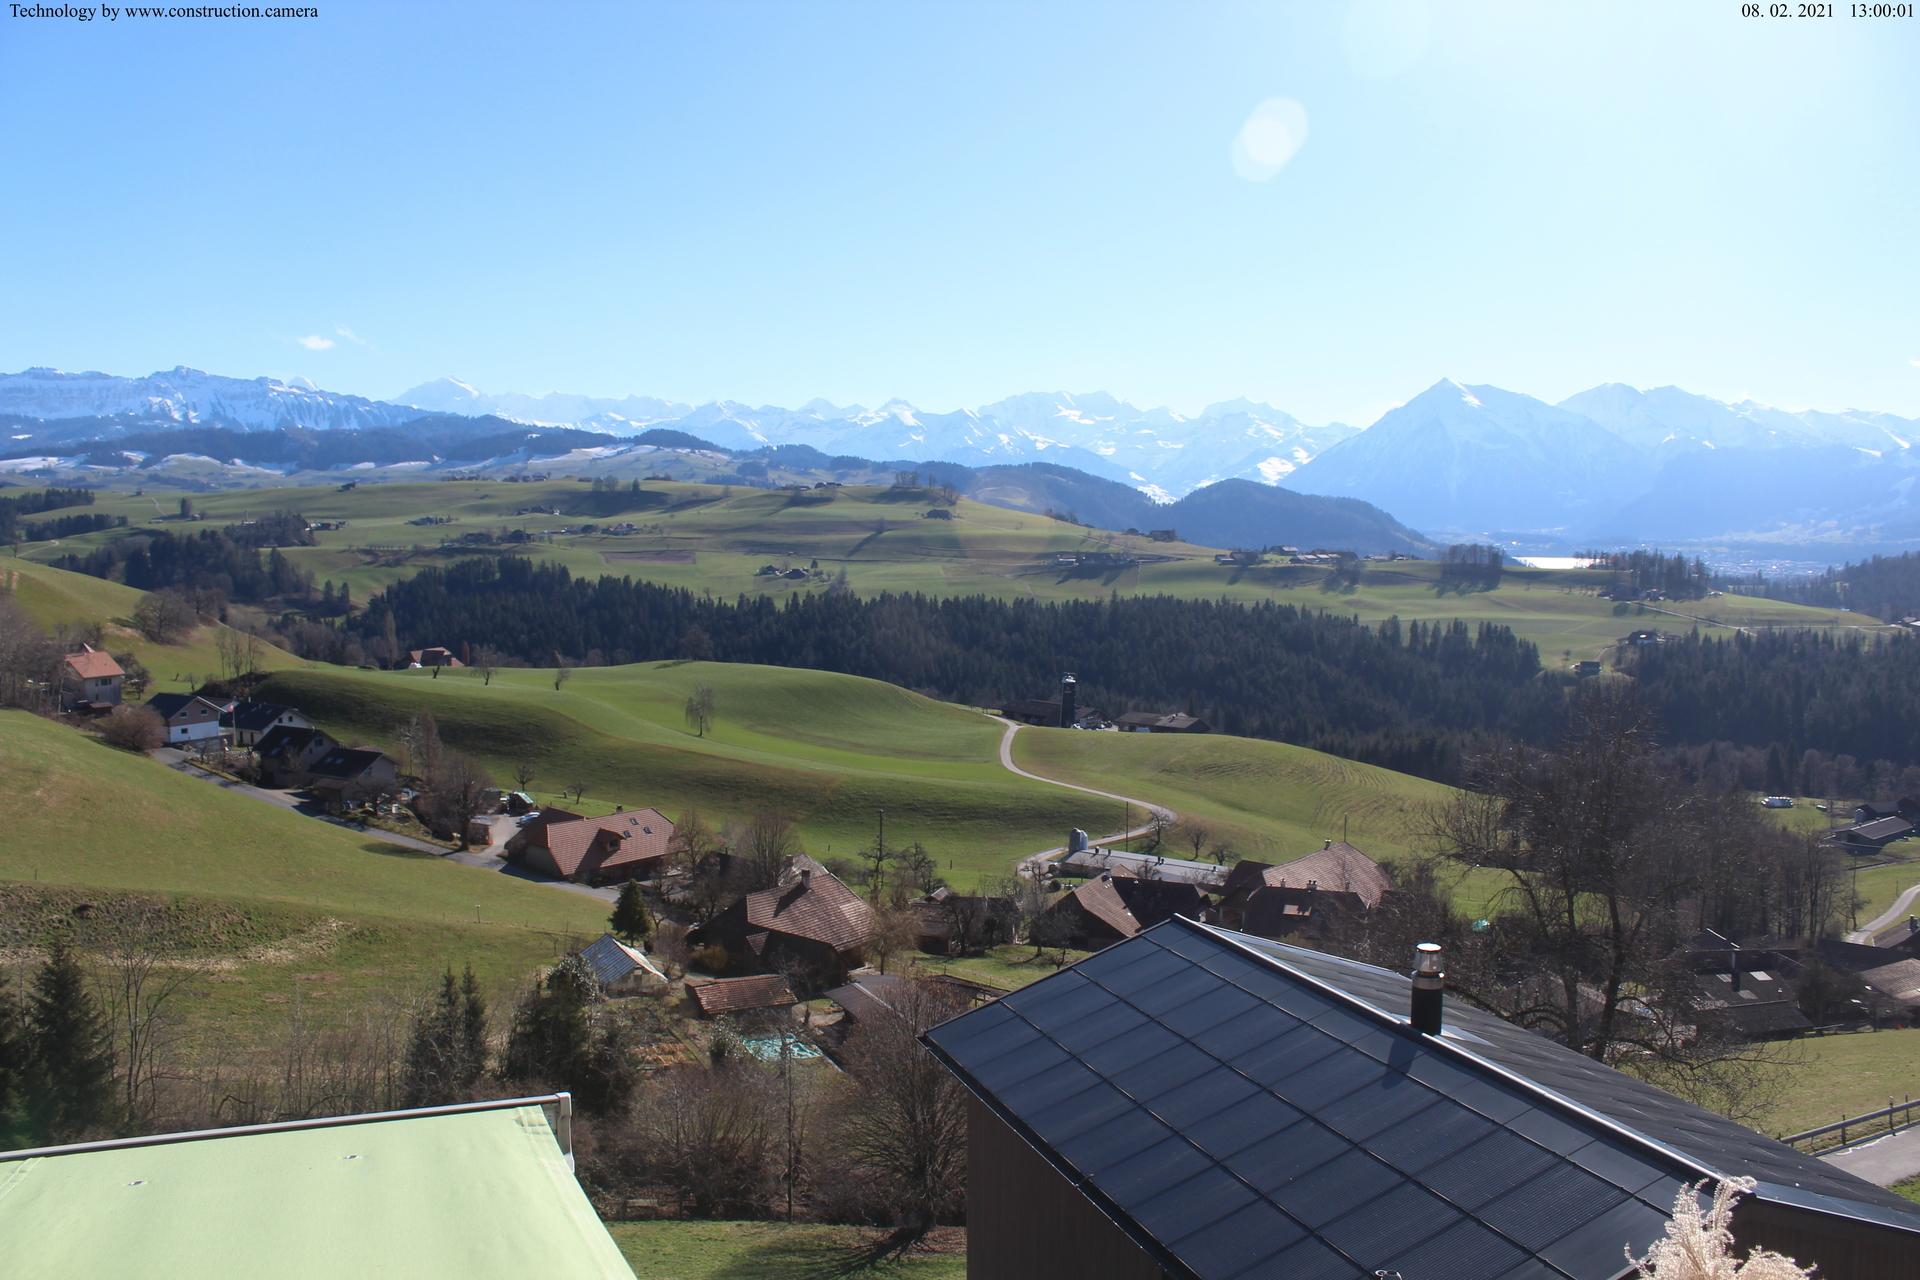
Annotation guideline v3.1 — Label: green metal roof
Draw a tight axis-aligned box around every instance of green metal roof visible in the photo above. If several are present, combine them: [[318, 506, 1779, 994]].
[[0, 1105, 633, 1279]]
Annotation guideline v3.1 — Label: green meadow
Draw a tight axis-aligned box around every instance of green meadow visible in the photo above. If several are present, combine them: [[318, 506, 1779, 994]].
[[0, 710, 608, 1040], [19, 479, 1884, 659], [252, 662, 1114, 888], [2, 556, 304, 694]]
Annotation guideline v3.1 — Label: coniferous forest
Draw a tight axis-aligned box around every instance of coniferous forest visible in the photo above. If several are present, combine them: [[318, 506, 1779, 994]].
[[318, 557, 1920, 787]]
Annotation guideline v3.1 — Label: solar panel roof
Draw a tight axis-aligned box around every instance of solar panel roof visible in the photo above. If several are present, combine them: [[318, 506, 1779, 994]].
[[923, 917, 1920, 1280]]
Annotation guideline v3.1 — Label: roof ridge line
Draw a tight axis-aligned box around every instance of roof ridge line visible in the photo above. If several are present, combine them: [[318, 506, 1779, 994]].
[[1174, 917, 1726, 1185]]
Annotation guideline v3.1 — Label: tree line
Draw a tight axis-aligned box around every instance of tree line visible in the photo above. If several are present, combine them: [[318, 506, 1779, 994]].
[[0, 486, 96, 543], [318, 556, 1561, 785], [55, 524, 316, 606], [1581, 549, 1712, 600], [1736, 549, 1920, 623]]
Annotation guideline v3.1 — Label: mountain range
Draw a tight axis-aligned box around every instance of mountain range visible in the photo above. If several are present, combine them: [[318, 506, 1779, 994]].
[[5, 366, 1920, 554]]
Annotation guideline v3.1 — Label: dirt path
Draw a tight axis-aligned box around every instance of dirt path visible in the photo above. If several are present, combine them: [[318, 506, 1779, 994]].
[[989, 716, 1177, 876]]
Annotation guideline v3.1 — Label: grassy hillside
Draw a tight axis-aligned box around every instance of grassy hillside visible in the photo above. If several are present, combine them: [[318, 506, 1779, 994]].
[[1751, 1028, 1920, 1138], [3, 555, 302, 694], [0, 709, 608, 1038], [34, 480, 1885, 657], [1010, 727, 1514, 916], [609, 1222, 964, 1279], [253, 662, 1112, 888]]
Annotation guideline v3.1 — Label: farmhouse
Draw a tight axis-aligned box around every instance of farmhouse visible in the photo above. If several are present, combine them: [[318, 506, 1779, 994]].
[[144, 692, 230, 746], [304, 746, 400, 810], [1827, 816, 1914, 852], [1113, 711, 1211, 734], [252, 724, 338, 788], [1216, 842, 1395, 939], [909, 887, 1019, 955], [690, 858, 876, 987], [407, 646, 463, 668], [223, 700, 312, 748], [505, 808, 676, 886], [60, 644, 125, 710], [924, 920, 1920, 1280], [1042, 870, 1206, 950], [1058, 845, 1227, 891]]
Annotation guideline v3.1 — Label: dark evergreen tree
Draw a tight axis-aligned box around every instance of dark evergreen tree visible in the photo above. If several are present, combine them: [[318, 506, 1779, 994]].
[[0, 972, 23, 1125], [25, 941, 116, 1142], [459, 966, 488, 1085], [502, 958, 635, 1114], [610, 882, 651, 944], [401, 966, 488, 1107]]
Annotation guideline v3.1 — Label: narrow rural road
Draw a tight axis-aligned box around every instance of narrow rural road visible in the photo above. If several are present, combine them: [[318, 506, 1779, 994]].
[[1824, 1123, 1920, 1188], [989, 716, 1177, 876], [1849, 880, 1920, 945], [154, 749, 450, 855]]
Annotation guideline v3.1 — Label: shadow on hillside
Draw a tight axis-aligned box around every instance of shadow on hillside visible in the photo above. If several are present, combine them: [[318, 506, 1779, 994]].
[[707, 1227, 946, 1279], [356, 841, 438, 860], [847, 527, 891, 555]]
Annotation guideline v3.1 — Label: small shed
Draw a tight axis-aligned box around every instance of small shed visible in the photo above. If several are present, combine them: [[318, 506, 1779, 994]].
[[574, 933, 668, 995]]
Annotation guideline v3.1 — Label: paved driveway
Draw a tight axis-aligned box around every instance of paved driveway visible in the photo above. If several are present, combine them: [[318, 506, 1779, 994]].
[[1824, 1123, 1920, 1187]]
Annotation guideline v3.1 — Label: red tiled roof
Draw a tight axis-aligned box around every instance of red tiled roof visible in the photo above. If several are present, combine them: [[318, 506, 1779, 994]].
[[539, 808, 675, 879], [742, 863, 876, 953], [687, 973, 797, 1016], [1066, 874, 1143, 939], [63, 646, 124, 681], [1261, 842, 1393, 909]]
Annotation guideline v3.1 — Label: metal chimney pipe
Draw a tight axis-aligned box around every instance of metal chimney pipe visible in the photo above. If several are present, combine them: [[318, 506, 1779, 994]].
[[1411, 943, 1445, 1035]]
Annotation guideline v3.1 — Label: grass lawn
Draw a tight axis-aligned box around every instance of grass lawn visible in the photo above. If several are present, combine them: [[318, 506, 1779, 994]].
[[1751, 1028, 1920, 1138], [253, 662, 1117, 889], [608, 1221, 965, 1280], [1894, 1176, 1920, 1205], [29, 481, 1886, 659], [0, 710, 609, 1042], [908, 943, 1091, 992]]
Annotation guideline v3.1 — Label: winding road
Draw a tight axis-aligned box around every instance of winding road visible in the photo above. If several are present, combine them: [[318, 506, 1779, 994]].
[[155, 719, 1165, 897], [990, 716, 1177, 876], [1848, 880, 1920, 946]]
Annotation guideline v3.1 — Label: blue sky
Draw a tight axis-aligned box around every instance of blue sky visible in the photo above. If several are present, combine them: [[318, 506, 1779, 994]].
[[2, 0, 1915, 424]]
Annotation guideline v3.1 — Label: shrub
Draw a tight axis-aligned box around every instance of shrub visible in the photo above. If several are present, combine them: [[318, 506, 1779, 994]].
[[99, 705, 165, 752]]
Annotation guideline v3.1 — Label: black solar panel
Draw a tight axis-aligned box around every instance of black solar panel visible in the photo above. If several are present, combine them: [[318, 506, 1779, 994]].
[[921, 919, 1920, 1280]]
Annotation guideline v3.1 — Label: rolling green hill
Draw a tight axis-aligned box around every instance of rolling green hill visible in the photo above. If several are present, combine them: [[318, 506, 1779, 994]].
[[253, 662, 1113, 888], [3, 556, 303, 693], [16, 480, 1888, 658], [0, 710, 607, 1039]]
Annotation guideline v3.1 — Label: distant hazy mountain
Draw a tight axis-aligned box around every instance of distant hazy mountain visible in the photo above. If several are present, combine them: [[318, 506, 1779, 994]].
[[1286, 380, 1640, 535], [1287, 379, 1920, 547], [388, 380, 1355, 499], [10, 363, 1920, 553], [0, 367, 417, 438]]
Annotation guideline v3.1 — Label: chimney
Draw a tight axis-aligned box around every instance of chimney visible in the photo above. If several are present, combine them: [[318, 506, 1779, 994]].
[[799, 867, 812, 890], [1060, 673, 1077, 728], [1323, 838, 1332, 850], [1410, 943, 1445, 1035]]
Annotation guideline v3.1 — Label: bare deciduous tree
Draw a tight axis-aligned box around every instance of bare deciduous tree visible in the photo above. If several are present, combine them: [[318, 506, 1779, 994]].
[[834, 981, 972, 1237], [473, 645, 500, 687], [738, 809, 799, 892], [683, 682, 716, 737], [100, 905, 205, 1132]]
